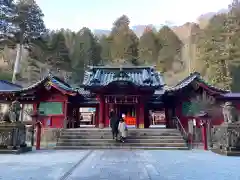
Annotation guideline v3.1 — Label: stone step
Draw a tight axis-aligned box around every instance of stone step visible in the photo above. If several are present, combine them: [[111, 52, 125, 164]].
[[63, 128, 179, 133], [61, 131, 182, 137], [0, 149, 19, 154], [62, 128, 179, 130], [56, 142, 187, 147], [56, 128, 188, 150], [0, 147, 32, 154], [59, 135, 184, 140], [55, 146, 189, 150], [58, 138, 185, 143]]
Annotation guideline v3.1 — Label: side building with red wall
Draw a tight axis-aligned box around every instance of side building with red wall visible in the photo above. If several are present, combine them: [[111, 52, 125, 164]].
[[0, 74, 81, 128], [163, 72, 229, 132]]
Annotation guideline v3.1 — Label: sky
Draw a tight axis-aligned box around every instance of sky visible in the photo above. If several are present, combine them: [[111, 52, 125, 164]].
[[36, 0, 232, 31]]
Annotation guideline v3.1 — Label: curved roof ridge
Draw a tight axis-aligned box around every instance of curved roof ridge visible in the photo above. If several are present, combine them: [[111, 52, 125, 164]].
[[166, 72, 229, 94], [89, 65, 156, 69], [0, 73, 77, 94]]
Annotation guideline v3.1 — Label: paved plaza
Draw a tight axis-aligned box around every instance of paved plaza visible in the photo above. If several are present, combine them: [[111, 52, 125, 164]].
[[0, 150, 239, 180]]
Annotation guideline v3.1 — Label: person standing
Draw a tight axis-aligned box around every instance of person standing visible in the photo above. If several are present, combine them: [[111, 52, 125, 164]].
[[109, 109, 119, 140], [118, 117, 128, 142]]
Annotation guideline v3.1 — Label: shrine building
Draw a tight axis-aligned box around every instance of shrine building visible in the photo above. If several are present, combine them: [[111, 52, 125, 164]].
[[0, 65, 231, 133], [81, 66, 165, 128]]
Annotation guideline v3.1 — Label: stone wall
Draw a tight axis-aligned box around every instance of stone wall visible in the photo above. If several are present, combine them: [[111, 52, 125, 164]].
[[40, 128, 62, 148], [0, 122, 27, 149], [26, 126, 62, 149], [212, 123, 240, 151]]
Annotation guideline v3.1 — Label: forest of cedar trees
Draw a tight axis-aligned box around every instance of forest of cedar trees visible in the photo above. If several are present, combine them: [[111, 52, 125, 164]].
[[1, 0, 240, 91]]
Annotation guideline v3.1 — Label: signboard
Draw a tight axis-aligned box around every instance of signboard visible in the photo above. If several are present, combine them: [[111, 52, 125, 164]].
[[80, 108, 96, 113], [39, 102, 63, 115], [105, 95, 138, 104]]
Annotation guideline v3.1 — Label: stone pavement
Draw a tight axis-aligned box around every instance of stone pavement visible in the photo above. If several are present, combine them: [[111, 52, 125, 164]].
[[0, 150, 240, 180]]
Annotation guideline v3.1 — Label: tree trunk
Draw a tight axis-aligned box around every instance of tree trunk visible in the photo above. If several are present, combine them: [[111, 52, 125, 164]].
[[12, 44, 23, 83]]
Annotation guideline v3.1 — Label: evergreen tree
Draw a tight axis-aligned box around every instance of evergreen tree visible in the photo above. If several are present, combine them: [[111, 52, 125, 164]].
[[92, 35, 101, 65], [0, 0, 17, 33], [22, 57, 41, 83], [110, 15, 139, 64], [29, 31, 71, 72], [111, 15, 130, 36], [77, 27, 99, 67], [62, 29, 76, 54], [187, 24, 204, 74], [70, 28, 100, 83], [99, 35, 112, 64], [138, 27, 158, 65], [0, 0, 18, 47], [49, 32, 71, 71], [14, 0, 46, 42], [70, 31, 84, 83], [225, 0, 240, 65], [196, 14, 231, 90], [157, 26, 182, 72], [223, 0, 240, 90], [10, 0, 46, 82]]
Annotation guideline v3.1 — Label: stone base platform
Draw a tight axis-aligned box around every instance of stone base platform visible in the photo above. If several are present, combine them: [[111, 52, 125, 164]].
[[0, 146, 32, 154], [211, 148, 240, 156]]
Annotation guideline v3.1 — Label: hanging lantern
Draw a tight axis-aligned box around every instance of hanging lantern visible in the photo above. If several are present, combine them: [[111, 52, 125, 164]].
[[192, 82, 199, 90]]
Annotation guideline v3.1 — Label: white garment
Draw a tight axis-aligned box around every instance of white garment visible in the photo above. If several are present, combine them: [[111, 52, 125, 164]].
[[118, 122, 128, 138]]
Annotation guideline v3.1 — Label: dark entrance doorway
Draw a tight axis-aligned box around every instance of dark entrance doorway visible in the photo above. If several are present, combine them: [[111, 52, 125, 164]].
[[105, 95, 138, 128], [116, 104, 136, 127]]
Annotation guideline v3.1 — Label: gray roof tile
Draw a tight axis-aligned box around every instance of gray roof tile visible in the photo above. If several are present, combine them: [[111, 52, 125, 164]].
[[82, 66, 165, 88], [166, 72, 229, 94], [0, 80, 22, 91], [219, 93, 240, 99], [0, 74, 77, 95]]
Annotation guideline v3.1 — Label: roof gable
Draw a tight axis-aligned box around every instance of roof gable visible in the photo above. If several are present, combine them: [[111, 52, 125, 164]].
[[165, 72, 229, 94], [82, 66, 165, 88], [0, 73, 77, 95]]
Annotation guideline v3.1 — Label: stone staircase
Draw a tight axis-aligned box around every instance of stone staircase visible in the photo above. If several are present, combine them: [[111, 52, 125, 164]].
[[55, 128, 189, 150]]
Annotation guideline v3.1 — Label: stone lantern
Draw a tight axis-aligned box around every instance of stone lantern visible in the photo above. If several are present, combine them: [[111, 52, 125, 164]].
[[212, 102, 240, 156]]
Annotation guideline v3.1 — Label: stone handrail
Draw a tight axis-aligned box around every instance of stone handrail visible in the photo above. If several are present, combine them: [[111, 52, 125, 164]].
[[172, 117, 189, 145]]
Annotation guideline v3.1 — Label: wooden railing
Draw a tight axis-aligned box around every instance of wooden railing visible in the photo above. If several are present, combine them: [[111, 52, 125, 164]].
[[172, 117, 190, 147]]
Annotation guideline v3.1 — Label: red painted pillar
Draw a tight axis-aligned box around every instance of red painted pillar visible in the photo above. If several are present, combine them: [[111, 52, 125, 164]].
[[139, 98, 145, 128], [99, 96, 105, 128], [35, 121, 42, 150], [135, 104, 139, 128], [64, 102, 69, 128], [201, 122, 208, 150], [33, 103, 38, 112], [105, 103, 109, 127], [95, 105, 99, 128]]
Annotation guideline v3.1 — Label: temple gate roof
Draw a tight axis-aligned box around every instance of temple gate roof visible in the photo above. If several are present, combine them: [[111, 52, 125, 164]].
[[82, 66, 165, 89]]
